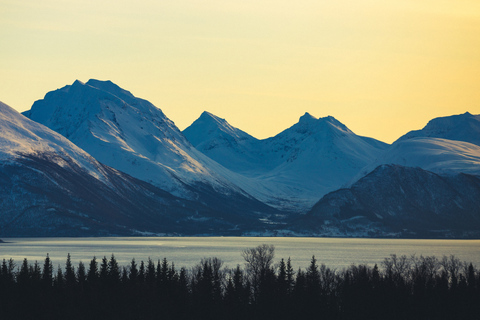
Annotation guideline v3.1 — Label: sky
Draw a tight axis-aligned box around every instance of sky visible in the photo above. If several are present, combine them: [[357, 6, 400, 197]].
[[1, 0, 479, 143]]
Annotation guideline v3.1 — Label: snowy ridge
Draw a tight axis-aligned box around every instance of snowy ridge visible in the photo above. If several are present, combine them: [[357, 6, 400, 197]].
[[23, 80, 253, 199], [351, 137, 480, 183], [0, 100, 277, 236], [183, 111, 262, 173], [349, 113, 480, 185], [20, 79, 480, 217], [0, 101, 108, 181], [184, 111, 256, 147], [398, 112, 480, 146], [184, 111, 389, 210]]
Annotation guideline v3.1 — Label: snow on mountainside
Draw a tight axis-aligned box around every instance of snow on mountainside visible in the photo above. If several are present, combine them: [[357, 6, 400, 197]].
[[183, 111, 263, 173], [0, 101, 275, 236], [397, 112, 480, 146], [354, 137, 480, 179], [0, 100, 107, 180], [184, 111, 389, 210], [350, 113, 480, 184], [22, 80, 253, 199]]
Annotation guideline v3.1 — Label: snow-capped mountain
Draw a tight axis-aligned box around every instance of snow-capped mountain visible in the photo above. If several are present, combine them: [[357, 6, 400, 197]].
[[293, 112, 480, 238], [296, 164, 480, 238], [398, 112, 480, 146], [354, 137, 480, 180], [1, 101, 277, 236], [23, 80, 219, 196], [22, 80, 285, 218], [350, 113, 480, 183], [184, 111, 388, 210], [15, 78, 480, 237], [183, 111, 261, 173]]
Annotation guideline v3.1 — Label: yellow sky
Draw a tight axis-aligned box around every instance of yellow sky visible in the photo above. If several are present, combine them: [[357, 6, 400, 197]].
[[1, 0, 479, 143]]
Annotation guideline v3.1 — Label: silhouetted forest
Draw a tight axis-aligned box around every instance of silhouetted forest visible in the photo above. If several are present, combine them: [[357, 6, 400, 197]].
[[1, 244, 479, 320]]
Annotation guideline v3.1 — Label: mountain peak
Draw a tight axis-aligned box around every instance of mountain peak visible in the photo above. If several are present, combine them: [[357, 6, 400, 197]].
[[72, 79, 85, 87], [200, 111, 215, 118], [299, 112, 317, 123], [85, 79, 135, 100], [196, 111, 230, 129], [199, 111, 223, 123], [183, 111, 255, 148]]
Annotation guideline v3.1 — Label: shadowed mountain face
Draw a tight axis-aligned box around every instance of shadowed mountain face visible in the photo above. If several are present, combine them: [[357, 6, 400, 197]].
[[0, 101, 275, 236], [298, 164, 480, 238]]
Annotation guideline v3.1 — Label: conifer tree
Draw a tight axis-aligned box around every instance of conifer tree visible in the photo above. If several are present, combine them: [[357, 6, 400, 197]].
[[108, 254, 120, 283], [17, 258, 30, 285], [55, 265, 64, 288], [159, 257, 169, 284], [30, 261, 41, 284], [138, 260, 145, 283], [99, 256, 108, 281], [65, 253, 76, 287], [286, 257, 295, 295], [77, 261, 86, 287], [1, 259, 14, 285], [42, 254, 53, 287], [121, 266, 128, 284], [129, 258, 138, 283], [87, 256, 99, 283], [277, 258, 287, 294], [306, 256, 320, 286], [146, 258, 156, 285]]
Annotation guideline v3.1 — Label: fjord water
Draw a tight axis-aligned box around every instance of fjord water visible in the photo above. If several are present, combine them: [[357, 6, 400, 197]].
[[1, 237, 479, 270]]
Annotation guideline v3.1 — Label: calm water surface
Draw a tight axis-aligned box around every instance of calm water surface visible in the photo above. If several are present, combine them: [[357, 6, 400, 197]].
[[1, 237, 479, 271]]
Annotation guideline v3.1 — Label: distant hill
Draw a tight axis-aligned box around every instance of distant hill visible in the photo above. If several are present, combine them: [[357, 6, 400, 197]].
[[298, 164, 480, 238]]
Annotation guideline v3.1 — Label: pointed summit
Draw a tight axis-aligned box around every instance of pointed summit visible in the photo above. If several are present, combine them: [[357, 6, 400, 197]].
[[199, 110, 216, 119], [197, 111, 234, 132], [299, 112, 317, 123], [184, 111, 387, 210], [183, 111, 255, 148], [72, 79, 85, 87]]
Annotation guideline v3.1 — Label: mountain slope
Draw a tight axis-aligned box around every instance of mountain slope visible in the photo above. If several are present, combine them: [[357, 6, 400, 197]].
[[23, 80, 215, 195], [0, 101, 269, 236], [351, 137, 480, 183], [297, 164, 480, 238], [398, 112, 480, 146], [22, 80, 284, 219], [184, 112, 388, 210], [183, 111, 261, 173], [350, 113, 480, 184]]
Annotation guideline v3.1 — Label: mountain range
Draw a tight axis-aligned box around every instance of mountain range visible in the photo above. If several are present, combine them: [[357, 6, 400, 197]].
[[183, 111, 388, 210], [0, 79, 478, 237], [0, 100, 273, 236]]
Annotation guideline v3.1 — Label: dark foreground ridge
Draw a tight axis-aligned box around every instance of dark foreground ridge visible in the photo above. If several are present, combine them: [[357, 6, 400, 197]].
[[1, 245, 479, 320]]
